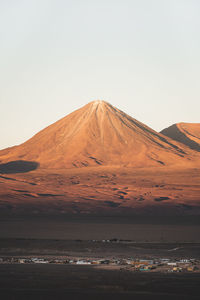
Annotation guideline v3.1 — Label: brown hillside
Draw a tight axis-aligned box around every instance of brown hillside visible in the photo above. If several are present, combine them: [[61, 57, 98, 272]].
[[0, 101, 196, 169], [161, 123, 200, 152]]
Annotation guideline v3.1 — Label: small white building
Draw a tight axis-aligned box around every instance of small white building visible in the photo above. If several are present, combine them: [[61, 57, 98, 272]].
[[76, 260, 91, 265], [167, 262, 177, 266]]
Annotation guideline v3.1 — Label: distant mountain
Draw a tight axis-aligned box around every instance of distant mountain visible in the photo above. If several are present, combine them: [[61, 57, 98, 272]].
[[0, 101, 196, 169], [161, 123, 200, 152], [0, 102, 200, 216]]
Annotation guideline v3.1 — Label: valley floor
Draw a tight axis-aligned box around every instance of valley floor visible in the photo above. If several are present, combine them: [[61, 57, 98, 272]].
[[1, 215, 200, 299], [1, 264, 200, 300], [1, 166, 200, 215]]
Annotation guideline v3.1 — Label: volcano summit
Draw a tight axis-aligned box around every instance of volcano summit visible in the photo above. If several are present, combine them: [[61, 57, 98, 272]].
[[0, 101, 195, 169], [0, 101, 200, 216]]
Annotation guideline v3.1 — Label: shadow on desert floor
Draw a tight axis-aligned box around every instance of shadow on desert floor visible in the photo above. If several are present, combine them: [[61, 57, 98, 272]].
[[0, 160, 39, 174]]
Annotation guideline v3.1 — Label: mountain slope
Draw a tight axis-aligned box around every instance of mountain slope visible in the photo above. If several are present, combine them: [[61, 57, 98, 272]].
[[0, 101, 195, 169], [161, 123, 200, 152]]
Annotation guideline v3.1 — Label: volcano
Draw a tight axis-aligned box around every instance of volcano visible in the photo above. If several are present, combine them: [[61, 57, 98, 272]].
[[0, 101, 200, 216], [161, 123, 200, 152], [0, 101, 195, 169]]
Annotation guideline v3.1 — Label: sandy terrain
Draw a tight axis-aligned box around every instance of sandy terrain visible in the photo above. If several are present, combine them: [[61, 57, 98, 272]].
[[0, 101, 199, 216], [1, 238, 200, 258], [0, 102, 200, 299], [0, 166, 200, 215]]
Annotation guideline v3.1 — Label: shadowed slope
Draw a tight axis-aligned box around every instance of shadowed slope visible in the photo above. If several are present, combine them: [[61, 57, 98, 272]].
[[0, 101, 196, 168], [161, 123, 200, 152]]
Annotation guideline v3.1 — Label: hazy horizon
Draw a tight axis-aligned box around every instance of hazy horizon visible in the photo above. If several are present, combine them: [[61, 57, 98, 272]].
[[1, 0, 200, 149]]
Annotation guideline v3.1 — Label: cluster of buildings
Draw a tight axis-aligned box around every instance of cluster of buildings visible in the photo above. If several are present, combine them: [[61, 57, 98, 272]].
[[0, 256, 199, 272]]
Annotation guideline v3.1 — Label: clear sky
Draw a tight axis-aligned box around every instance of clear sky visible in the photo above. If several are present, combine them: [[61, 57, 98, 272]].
[[0, 0, 200, 149]]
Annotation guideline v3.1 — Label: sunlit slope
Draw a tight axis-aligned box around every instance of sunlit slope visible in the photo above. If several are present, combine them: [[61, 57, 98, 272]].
[[0, 101, 196, 168]]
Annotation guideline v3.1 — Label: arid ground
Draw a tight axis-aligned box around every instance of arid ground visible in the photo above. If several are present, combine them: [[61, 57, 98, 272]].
[[0, 166, 200, 216], [1, 264, 200, 300], [0, 102, 200, 299]]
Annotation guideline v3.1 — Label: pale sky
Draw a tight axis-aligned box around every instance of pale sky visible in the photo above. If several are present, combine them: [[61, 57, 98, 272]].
[[0, 0, 200, 149]]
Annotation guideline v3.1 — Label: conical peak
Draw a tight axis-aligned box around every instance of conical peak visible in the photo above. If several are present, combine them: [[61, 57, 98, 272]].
[[90, 100, 107, 104], [89, 100, 110, 108], [0, 99, 195, 169], [86, 100, 113, 115]]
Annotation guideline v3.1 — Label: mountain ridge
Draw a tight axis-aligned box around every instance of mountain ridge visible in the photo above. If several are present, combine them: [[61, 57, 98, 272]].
[[161, 122, 200, 152], [0, 101, 197, 169], [0, 101, 200, 215]]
